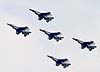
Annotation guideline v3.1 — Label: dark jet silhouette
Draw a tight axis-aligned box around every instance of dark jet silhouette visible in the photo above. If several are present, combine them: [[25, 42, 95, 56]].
[[7, 23, 31, 37], [47, 55, 71, 68], [29, 9, 54, 22], [72, 38, 97, 51], [39, 29, 64, 42]]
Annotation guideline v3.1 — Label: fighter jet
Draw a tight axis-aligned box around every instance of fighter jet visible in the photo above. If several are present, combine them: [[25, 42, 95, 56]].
[[39, 29, 64, 42], [29, 9, 54, 22], [7, 23, 31, 37], [47, 55, 71, 68], [72, 38, 97, 51]]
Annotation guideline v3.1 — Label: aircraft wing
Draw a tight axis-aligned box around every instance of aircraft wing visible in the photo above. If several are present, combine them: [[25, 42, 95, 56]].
[[62, 59, 68, 62], [16, 31, 21, 34], [53, 32, 61, 35], [19, 27, 29, 31], [59, 59, 68, 62], [48, 36, 53, 40], [38, 16, 43, 20], [16, 28, 29, 35], [44, 12, 51, 16], [56, 63, 60, 66], [85, 41, 94, 45]]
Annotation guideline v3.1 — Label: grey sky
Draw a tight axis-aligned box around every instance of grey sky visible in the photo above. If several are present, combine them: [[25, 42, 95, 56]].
[[0, 0, 100, 72]]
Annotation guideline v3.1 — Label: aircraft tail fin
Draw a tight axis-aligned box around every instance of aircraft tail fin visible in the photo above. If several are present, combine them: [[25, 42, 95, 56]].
[[59, 37, 64, 40], [88, 46, 97, 51], [55, 37, 64, 42], [62, 63, 71, 68], [22, 31, 31, 37], [45, 17, 54, 22]]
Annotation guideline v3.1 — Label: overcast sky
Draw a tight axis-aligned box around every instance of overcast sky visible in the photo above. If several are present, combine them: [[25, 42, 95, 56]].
[[0, 0, 100, 72]]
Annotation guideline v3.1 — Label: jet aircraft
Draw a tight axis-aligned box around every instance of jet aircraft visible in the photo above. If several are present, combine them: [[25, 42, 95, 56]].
[[72, 38, 97, 51], [29, 9, 54, 22], [47, 55, 71, 68], [39, 29, 64, 42], [7, 23, 31, 37]]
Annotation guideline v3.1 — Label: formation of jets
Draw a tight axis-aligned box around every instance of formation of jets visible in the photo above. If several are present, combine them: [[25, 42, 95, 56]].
[[29, 9, 54, 22], [39, 29, 64, 42], [7, 23, 31, 37], [6, 8, 97, 69], [72, 38, 97, 51], [47, 55, 71, 68]]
